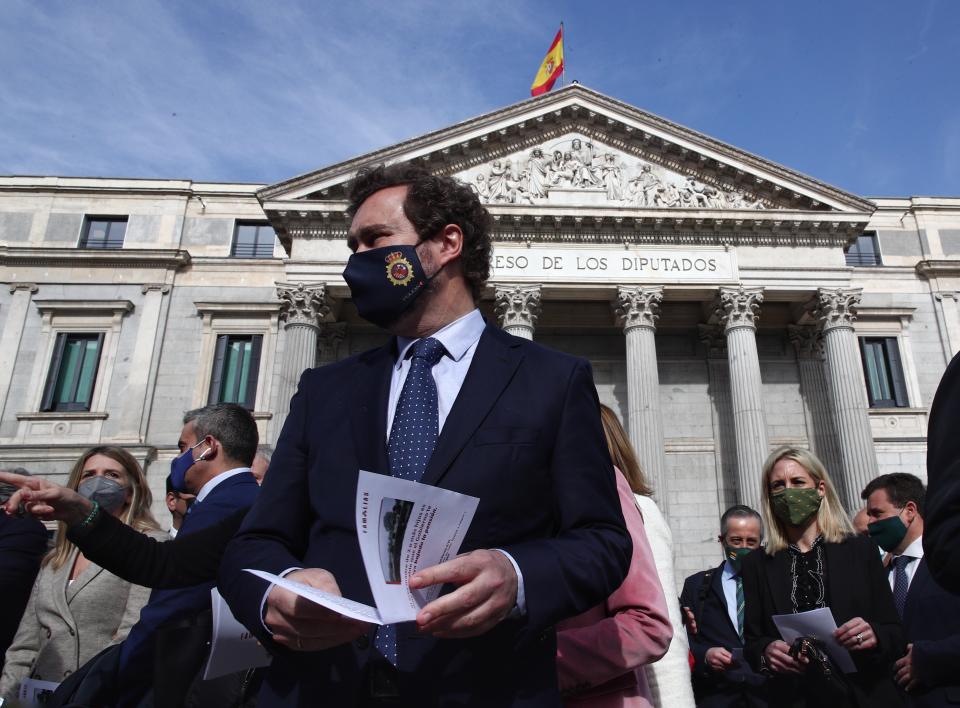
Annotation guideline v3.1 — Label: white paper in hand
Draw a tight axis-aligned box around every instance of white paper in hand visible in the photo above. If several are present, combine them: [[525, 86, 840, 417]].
[[244, 569, 384, 625], [772, 607, 857, 673]]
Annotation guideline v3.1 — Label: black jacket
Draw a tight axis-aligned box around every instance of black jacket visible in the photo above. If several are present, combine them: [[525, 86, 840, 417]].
[[925, 349, 960, 594], [741, 535, 906, 708]]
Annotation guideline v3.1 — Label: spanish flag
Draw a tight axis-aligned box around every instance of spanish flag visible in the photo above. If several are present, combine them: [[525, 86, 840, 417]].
[[530, 26, 564, 96]]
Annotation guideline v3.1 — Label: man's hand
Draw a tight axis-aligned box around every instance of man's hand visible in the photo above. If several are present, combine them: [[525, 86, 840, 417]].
[[894, 643, 918, 691], [834, 617, 877, 651], [264, 568, 371, 652], [705, 647, 733, 671], [681, 605, 698, 635], [763, 640, 806, 674], [410, 549, 518, 638], [0, 470, 92, 526]]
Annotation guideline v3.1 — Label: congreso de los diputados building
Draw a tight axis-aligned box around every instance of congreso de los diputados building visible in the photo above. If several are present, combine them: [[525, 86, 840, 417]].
[[2, 85, 958, 580]]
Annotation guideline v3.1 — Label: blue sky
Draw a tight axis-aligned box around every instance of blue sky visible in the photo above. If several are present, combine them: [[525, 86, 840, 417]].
[[1, 0, 956, 197]]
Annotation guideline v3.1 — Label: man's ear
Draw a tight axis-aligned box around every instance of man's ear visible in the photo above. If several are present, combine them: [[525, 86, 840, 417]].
[[904, 500, 918, 521], [165, 492, 177, 513], [434, 224, 463, 268], [197, 436, 217, 461]]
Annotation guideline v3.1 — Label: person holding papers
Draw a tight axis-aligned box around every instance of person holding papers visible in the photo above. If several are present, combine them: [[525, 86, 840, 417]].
[[219, 164, 631, 707], [741, 446, 905, 708]]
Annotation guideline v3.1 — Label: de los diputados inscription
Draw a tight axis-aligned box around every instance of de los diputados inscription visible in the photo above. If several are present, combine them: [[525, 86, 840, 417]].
[[490, 245, 737, 283]]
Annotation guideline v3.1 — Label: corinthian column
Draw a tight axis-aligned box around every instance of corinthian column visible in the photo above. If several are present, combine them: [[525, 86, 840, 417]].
[[788, 325, 844, 487], [275, 282, 331, 425], [716, 286, 768, 510], [811, 288, 878, 511], [494, 285, 542, 340], [615, 286, 668, 509]]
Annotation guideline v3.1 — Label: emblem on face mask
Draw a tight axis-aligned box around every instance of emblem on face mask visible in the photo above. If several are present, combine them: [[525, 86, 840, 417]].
[[385, 251, 414, 287]]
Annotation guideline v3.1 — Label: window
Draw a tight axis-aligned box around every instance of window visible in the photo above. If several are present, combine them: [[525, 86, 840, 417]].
[[846, 231, 881, 267], [80, 217, 127, 249], [208, 334, 262, 409], [231, 223, 276, 258], [860, 337, 908, 408], [41, 333, 104, 411]]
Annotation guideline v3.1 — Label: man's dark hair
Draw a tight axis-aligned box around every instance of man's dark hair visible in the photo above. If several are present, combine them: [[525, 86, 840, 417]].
[[861, 473, 926, 516], [183, 403, 258, 467], [720, 504, 763, 538], [346, 164, 492, 302]]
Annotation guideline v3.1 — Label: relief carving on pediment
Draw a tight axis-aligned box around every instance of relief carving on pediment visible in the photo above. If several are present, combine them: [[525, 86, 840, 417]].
[[458, 135, 768, 210]]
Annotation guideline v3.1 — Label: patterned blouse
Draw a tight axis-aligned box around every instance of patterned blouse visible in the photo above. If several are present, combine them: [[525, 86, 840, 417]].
[[787, 534, 828, 613]]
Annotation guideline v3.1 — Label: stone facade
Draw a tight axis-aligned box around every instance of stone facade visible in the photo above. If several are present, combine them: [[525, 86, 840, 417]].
[[1, 86, 958, 586]]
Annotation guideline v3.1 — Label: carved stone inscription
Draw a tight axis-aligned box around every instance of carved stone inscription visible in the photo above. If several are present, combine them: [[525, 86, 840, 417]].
[[490, 245, 737, 283], [458, 134, 766, 209]]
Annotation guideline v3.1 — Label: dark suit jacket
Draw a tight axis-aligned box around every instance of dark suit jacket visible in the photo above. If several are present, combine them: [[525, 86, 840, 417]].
[[680, 562, 768, 708], [68, 506, 247, 589], [925, 350, 960, 594], [219, 323, 632, 707], [117, 471, 259, 706], [0, 513, 47, 668], [901, 557, 960, 706], [741, 536, 906, 708]]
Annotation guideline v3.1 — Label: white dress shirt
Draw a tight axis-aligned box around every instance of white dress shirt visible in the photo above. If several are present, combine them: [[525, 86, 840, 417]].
[[195, 466, 252, 503], [888, 535, 924, 592]]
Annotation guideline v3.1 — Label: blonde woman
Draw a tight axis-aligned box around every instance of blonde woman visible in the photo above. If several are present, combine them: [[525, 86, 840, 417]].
[[0, 447, 164, 699], [599, 404, 697, 708], [741, 446, 905, 708]]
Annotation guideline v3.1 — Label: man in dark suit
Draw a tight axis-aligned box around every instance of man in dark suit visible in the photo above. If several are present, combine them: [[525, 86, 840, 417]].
[[0, 475, 47, 669], [219, 164, 632, 706], [862, 473, 960, 706], [681, 505, 768, 708], [117, 403, 261, 706], [925, 350, 960, 593]]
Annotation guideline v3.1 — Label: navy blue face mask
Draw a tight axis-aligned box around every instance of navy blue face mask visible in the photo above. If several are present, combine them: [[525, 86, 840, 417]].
[[342, 245, 432, 329], [168, 440, 208, 494]]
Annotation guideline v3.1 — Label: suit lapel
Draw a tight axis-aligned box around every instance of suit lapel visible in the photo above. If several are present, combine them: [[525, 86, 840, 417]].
[[420, 326, 523, 488], [349, 343, 394, 476], [767, 550, 794, 616], [710, 562, 739, 636]]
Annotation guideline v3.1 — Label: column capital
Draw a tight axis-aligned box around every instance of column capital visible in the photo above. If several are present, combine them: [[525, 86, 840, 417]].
[[787, 324, 824, 359], [494, 284, 542, 331], [318, 322, 347, 363], [697, 324, 727, 358], [615, 286, 663, 331], [141, 283, 170, 294], [716, 286, 763, 332], [811, 287, 862, 332], [9, 283, 38, 294], [276, 282, 331, 328]]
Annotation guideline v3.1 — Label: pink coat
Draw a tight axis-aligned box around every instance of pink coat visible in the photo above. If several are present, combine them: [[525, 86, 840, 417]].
[[556, 470, 673, 708]]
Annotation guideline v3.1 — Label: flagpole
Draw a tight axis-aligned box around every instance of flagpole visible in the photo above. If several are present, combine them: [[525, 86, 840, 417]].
[[560, 21, 566, 87]]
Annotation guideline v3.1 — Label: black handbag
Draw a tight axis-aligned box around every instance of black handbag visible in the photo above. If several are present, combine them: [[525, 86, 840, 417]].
[[789, 637, 854, 707]]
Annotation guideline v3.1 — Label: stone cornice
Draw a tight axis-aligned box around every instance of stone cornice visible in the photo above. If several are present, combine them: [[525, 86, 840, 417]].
[[194, 302, 280, 316], [257, 85, 874, 216], [34, 299, 134, 316], [264, 202, 868, 249], [916, 260, 960, 279], [0, 246, 191, 269]]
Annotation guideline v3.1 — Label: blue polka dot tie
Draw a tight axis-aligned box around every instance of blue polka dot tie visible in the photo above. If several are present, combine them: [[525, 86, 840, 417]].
[[374, 336, 446, 666]]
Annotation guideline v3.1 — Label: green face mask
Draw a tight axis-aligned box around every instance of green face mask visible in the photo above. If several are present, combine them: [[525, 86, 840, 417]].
[[866, 512, 908, 552], [723, 545, 753, 572], [770, 487, 822, 527]]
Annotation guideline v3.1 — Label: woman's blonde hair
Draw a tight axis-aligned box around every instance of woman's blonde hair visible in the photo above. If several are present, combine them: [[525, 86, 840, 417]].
[[599, 404, 653, 497], [46, 446, 160, 570], [759, 445, 853, 555]]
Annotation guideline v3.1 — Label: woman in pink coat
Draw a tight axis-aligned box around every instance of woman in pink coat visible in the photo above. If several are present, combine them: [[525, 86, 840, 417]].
[[555, 460, 674, 707]]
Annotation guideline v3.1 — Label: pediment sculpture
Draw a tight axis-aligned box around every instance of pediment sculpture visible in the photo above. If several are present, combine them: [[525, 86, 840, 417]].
[[457, 135, 769, 210]]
